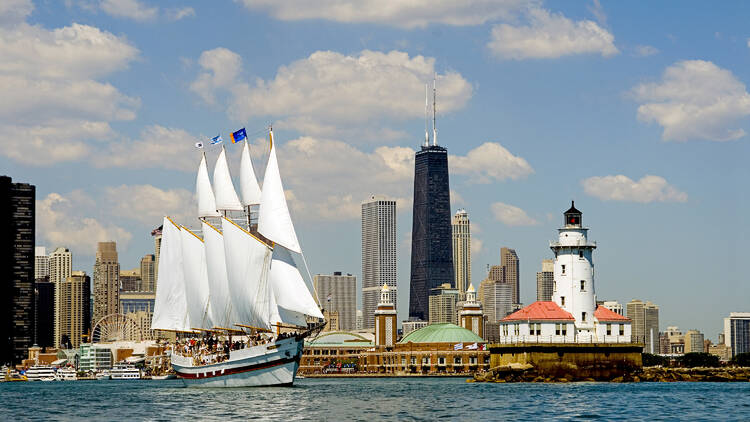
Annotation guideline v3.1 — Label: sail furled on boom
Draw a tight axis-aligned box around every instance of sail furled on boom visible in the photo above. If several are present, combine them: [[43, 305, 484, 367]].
[[221, 216, 276, 329], [269, 246, 324, 320], [213, 147, 243, 211], [201, 220, 237, 329], [151, 217, 190, 331], [258, 131, 301, 253], [240, 141, 262, 206], [197, 153, 220, 217], [180, 226, 213, 329]]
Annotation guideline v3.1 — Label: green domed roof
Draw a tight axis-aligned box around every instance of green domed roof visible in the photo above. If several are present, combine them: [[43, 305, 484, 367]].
[[306, 331, 374, 347], [398, 323, 484, 344]]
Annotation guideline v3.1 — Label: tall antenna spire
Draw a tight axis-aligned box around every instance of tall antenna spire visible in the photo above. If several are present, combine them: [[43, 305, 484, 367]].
[[432, 73, 437, 146], [424, 83, 429, 146]]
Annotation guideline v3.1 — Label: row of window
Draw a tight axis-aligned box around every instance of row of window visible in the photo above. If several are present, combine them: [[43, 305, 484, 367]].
[[499, 323, 625, 336]]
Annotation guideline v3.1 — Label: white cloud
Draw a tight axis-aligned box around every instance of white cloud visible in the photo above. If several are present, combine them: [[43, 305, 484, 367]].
[[587, 0, 607, 26], [747, 38, 750, 48], [99, 125, 202, 172], [37, 192, 133, 256], [236, 0, 534, 29], [450, 142, 534, 183], [632, 60, 750, 141], [471, 238, 483, 255], [491, 202, 538, 226], [103, 184, 195, 225], [100, 0, 158, 21], [166, 7, 195, 21], [582, 174, 688, 203], [0, 0, 33, 25], [190, 48, 472, 140], [0, 19, 139, 165], [633, 45, 659, 57], [488, 8, 618, 60]]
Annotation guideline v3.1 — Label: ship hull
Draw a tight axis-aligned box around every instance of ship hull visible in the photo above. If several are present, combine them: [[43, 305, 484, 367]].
[[172, 336, 303, 388]]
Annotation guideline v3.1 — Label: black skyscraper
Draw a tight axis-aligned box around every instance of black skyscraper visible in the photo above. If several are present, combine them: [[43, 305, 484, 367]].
[[0, 176, 35, 364], [35, 277, 54, 349], [408, 145, 454, 321]]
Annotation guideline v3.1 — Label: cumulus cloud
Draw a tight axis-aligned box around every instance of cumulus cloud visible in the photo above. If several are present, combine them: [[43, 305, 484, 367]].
[[236, 0, 534, 29], [491, 202, 538, 226], [99, 125, 202, 172], [488, 8, 618, 60], [190, 48, 472, 140], [103, 184, 195, 225], [471, 238, 483, 255], [100, 0, 158, 21], [166, 7, 195, 21], [450, 142, 534, 183], [633, 45, 659, 57], [0, 18, 139, 165], [37, 192, 133, 256], [582, 174, 688, 203], [0, 0, 33, 25], [631, 60, 750, 141]]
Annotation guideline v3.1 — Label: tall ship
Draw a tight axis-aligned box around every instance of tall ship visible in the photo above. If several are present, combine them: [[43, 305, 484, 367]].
[[151, 129, 325, 387]]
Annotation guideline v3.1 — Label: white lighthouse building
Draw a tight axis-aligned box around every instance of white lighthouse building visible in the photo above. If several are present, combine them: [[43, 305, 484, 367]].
[[497, 202, 631, 343]]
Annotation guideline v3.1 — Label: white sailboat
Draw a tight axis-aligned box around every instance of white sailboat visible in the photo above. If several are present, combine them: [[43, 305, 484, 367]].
[[152, 129, 324, 387]]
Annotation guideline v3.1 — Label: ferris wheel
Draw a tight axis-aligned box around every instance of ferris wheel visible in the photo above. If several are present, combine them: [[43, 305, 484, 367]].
[[91, 313, 143, 343]]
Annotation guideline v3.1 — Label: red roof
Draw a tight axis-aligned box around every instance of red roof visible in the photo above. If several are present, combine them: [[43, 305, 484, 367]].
[[502, 301, 574, 322], [594, 305, 630, 322]]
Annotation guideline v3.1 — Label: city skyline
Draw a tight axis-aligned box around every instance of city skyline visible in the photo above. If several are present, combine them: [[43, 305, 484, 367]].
[[3, 1, 750, 337]]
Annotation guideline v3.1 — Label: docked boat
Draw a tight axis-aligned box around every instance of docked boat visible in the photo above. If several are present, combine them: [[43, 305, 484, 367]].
[[111, 364, 141, 380], [25, 365, 56, 381], [3, 368, 27, 382], [151, 128, 325, 388], [55, 367, 77, 381], [151, 374, 177, 380], [95, 370, 111, 380]]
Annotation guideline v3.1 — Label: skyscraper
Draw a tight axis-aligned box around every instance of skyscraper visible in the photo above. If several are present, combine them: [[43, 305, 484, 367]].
[[140, 254, 156, 292], [724, 313, 750, 357], [313, 272, 357, 331], [361, 196, 396, 329], [35, 277, 54, 348], [409, 144, 453, 321], [93, 242, 120, 326], [501, 247, 520, 304], [627, 299, 660, 353], [536, 259, 554, 301], [55, 271, 91, 349], [482, 281, 512, 323], [452, 209, 471, 297], [34, 247, 49, 280], [0, 176, 35, 364], [49, 247, 72, 284], [428, 283, 459, 325], [151, 225, 162, 291]]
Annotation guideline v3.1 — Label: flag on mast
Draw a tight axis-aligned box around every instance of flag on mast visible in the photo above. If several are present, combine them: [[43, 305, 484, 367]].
[[230, 128, 247, 143], [210, 135, 223, 145]]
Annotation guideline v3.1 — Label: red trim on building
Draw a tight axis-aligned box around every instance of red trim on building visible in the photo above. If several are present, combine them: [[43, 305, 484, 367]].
[[594, 305, 630, 322], [502, 301, 575, 321]]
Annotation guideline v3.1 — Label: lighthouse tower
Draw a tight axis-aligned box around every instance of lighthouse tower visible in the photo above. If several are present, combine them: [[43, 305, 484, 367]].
[[374, 284, 397, 347], [551, 202, 597, 338]]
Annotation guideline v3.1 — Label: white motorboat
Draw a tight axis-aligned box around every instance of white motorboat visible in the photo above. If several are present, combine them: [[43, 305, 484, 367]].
[[55, 367, 77, 381], [25, 365, 56, 382], [110, 364, 141, 380], [95, 370, 111, 380]]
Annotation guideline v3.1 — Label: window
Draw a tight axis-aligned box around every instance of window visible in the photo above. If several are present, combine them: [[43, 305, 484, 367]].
[[514, 324, 520, 336], [619, 325, 625, 336], [582, 312, 587, 322], [561, 296, 565, 306], [532, 323, 541, 336], [410, 356, 416, 365], [438, 357, 446, 365], [579, 250, 583, 258], [561, 265, 566, 275], [606, 324, 612, 336], [561, 324, 567, 336], [454, 356, 462, 365], [469, 356, 477, 365], [580, 280, 585, 291], [502, 324, 509, 336], [555, 324, 561, 336]]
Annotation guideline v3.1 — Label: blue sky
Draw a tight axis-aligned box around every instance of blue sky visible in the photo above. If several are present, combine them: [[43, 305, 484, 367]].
[[3, 0, 750, 339]]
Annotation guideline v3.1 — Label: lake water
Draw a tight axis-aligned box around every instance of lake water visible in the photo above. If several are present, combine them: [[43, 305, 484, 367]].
[[2, 378, 750, 421]]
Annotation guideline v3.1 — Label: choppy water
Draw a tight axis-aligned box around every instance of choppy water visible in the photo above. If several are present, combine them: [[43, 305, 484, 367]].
[[2, 378, 750, 421]]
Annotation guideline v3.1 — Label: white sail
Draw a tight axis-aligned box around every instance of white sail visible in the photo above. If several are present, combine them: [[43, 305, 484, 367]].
[[197, 153, 220, 217], [258, 131, 301, 253], [269, 246, 324, 320], [201, 220, 237, 329], [180, 226, 213, 329], [221, 216, 275, 329], [213, 147, 243, 211], [239, 141, 262, 206], [151, 217, 190, 331]]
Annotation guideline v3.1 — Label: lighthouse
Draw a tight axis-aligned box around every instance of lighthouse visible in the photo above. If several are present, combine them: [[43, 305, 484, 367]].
[[550, 201, 597, 338]]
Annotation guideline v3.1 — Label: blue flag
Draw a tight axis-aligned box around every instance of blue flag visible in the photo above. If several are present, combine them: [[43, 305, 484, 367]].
[[230, 128, 247, 143], [210, 135, 223, 145]]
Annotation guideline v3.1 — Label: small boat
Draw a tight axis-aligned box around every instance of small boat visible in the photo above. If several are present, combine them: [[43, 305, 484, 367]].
[[110, 364, 141, 380], [95, 370, 111, 380], [4, 368, 27, 382], [55, 367, 77, 381], [25, 365, 56, 381], [151, 374, 177, 380]]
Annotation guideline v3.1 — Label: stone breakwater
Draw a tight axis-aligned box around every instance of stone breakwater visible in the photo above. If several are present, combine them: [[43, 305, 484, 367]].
[[469, 363, 750, 383]]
